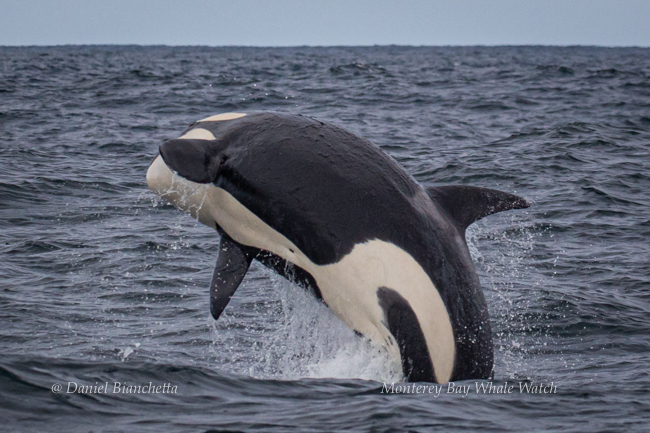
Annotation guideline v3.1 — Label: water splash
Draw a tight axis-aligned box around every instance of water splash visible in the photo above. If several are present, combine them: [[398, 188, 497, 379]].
[[466, 209, 551, 380], [210, 266, 403, 383]]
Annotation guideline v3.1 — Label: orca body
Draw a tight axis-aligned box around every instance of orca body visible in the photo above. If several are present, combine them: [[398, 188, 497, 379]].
[[146, 112, 529, 384]]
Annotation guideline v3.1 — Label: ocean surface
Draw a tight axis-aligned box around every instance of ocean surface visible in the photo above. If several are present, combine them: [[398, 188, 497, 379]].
[[0, 46, 648, 432]]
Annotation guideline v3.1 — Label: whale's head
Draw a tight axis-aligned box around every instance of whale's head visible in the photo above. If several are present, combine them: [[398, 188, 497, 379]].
[[146, 112, 247, 226]]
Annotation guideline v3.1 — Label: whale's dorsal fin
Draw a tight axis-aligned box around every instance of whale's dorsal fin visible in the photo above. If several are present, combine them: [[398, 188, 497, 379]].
[[210, 231, 255, 320], [426, 186, 529, 236]]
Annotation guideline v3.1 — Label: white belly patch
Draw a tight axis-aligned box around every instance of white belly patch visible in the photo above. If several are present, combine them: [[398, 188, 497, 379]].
[[147, 155, 456, 383]]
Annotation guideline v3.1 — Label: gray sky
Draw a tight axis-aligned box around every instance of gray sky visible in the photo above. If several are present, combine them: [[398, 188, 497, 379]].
[[1, 0, 649, 46]]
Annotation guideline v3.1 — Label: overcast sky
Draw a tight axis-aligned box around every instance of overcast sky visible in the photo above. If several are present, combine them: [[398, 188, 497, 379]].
[[1, 0, 649, 47]]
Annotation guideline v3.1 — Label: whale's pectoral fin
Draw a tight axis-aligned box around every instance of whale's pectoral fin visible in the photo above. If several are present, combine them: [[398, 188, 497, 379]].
[[210, 232, 255, 320], [426, 185, 529, 236], [159, 139, 223, 184]]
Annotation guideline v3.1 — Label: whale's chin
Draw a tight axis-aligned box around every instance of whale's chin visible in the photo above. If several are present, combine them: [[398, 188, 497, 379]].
[[146, 155, 214, 227], [146, 155, 174, 196]]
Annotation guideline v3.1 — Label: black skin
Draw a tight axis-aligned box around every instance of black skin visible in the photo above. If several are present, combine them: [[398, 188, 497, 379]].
[[377, 287, 435, 383], [210, 228, 323, 322], [159, 112, 529, 383]]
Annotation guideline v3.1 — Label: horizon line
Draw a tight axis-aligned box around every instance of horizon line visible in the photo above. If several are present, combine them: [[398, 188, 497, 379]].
[[1, 43, 649, 49]]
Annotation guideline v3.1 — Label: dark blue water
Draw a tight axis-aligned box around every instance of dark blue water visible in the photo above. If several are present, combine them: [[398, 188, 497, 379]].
[[1, 46, 649, 432]]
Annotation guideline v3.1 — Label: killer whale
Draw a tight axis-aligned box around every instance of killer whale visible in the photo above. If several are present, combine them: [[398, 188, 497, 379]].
[[146, 112, 529, 383]]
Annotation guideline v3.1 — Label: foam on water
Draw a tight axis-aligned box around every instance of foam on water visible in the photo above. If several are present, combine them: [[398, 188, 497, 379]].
[[466, 208, 556, 380], [210, 266, 404, 383]]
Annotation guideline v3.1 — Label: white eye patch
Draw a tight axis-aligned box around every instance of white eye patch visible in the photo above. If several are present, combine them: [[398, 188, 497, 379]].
[[178, 128, 216, 140]]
